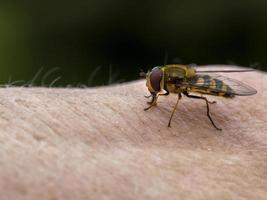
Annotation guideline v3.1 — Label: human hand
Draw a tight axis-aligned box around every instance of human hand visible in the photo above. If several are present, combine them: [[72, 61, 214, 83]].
[[0, 66, 266, 199]]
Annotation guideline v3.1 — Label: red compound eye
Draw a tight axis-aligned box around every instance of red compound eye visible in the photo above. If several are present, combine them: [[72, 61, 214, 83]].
[[150, 67, 163, 91]]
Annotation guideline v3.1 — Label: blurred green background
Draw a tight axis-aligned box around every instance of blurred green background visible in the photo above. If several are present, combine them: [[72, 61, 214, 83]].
[[0, 0, 266, 86]]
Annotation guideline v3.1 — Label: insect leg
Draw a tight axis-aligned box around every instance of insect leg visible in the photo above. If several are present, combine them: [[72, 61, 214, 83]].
[[200, 95, 216, 104], [206, 97, 216, 104], [159, 92, 169, 96], [168, 93, 182, 127], [145, 92, 157, 104], [144, 95, 158, 111], [183, 92, 222, 131], [159, 90, 169, 96], [208, 100, 217, 104], [147, 95, 156, 105], [159, 86, 170, 96], [144, 94, 152, 98]]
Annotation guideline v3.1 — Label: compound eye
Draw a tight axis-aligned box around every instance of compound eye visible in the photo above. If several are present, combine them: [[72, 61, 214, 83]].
[[150, 67, 163, 91]]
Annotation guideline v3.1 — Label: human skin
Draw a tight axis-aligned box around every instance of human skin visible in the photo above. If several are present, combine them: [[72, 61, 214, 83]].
[[0, 66, 266, 200]]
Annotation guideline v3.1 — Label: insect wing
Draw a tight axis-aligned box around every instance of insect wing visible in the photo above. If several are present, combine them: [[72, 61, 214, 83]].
[[187, 74, 257, 96]]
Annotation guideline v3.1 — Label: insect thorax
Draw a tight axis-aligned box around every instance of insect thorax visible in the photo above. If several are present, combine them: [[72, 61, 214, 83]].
[[163, 65, 186, 78], [162, 65, 190, 93]]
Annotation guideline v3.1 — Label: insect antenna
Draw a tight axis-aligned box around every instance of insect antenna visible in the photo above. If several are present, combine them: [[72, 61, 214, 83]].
[[139, 69, 147, 78]]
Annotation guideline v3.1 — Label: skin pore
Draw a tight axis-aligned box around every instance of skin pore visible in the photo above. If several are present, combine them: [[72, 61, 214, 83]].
[[0, 66, 266, 199]]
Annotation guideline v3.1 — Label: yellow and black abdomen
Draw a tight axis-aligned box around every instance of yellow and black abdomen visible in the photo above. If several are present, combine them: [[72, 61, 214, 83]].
[[188, 75, 234, 97]]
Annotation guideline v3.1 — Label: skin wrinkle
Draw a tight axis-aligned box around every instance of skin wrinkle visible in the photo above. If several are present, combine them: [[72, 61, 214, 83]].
[[0, 66, 266, 199]]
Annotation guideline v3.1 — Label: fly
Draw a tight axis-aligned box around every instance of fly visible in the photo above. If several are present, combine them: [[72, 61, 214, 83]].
[[142, 64, 257, 131]]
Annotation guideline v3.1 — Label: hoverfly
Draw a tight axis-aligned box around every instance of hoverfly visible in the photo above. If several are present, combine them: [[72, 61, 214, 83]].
[[142, 64, 257, 130]]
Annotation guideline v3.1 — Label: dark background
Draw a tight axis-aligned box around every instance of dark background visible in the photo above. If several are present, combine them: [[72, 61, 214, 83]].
[[0, 0, 266, 86]]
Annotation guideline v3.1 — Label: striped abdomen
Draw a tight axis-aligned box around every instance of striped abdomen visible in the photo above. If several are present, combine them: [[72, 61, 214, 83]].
[[189, 75, 234, 97]]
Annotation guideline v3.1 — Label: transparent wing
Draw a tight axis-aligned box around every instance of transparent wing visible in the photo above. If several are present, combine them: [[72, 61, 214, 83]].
[[186, 74, 257, 96]]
